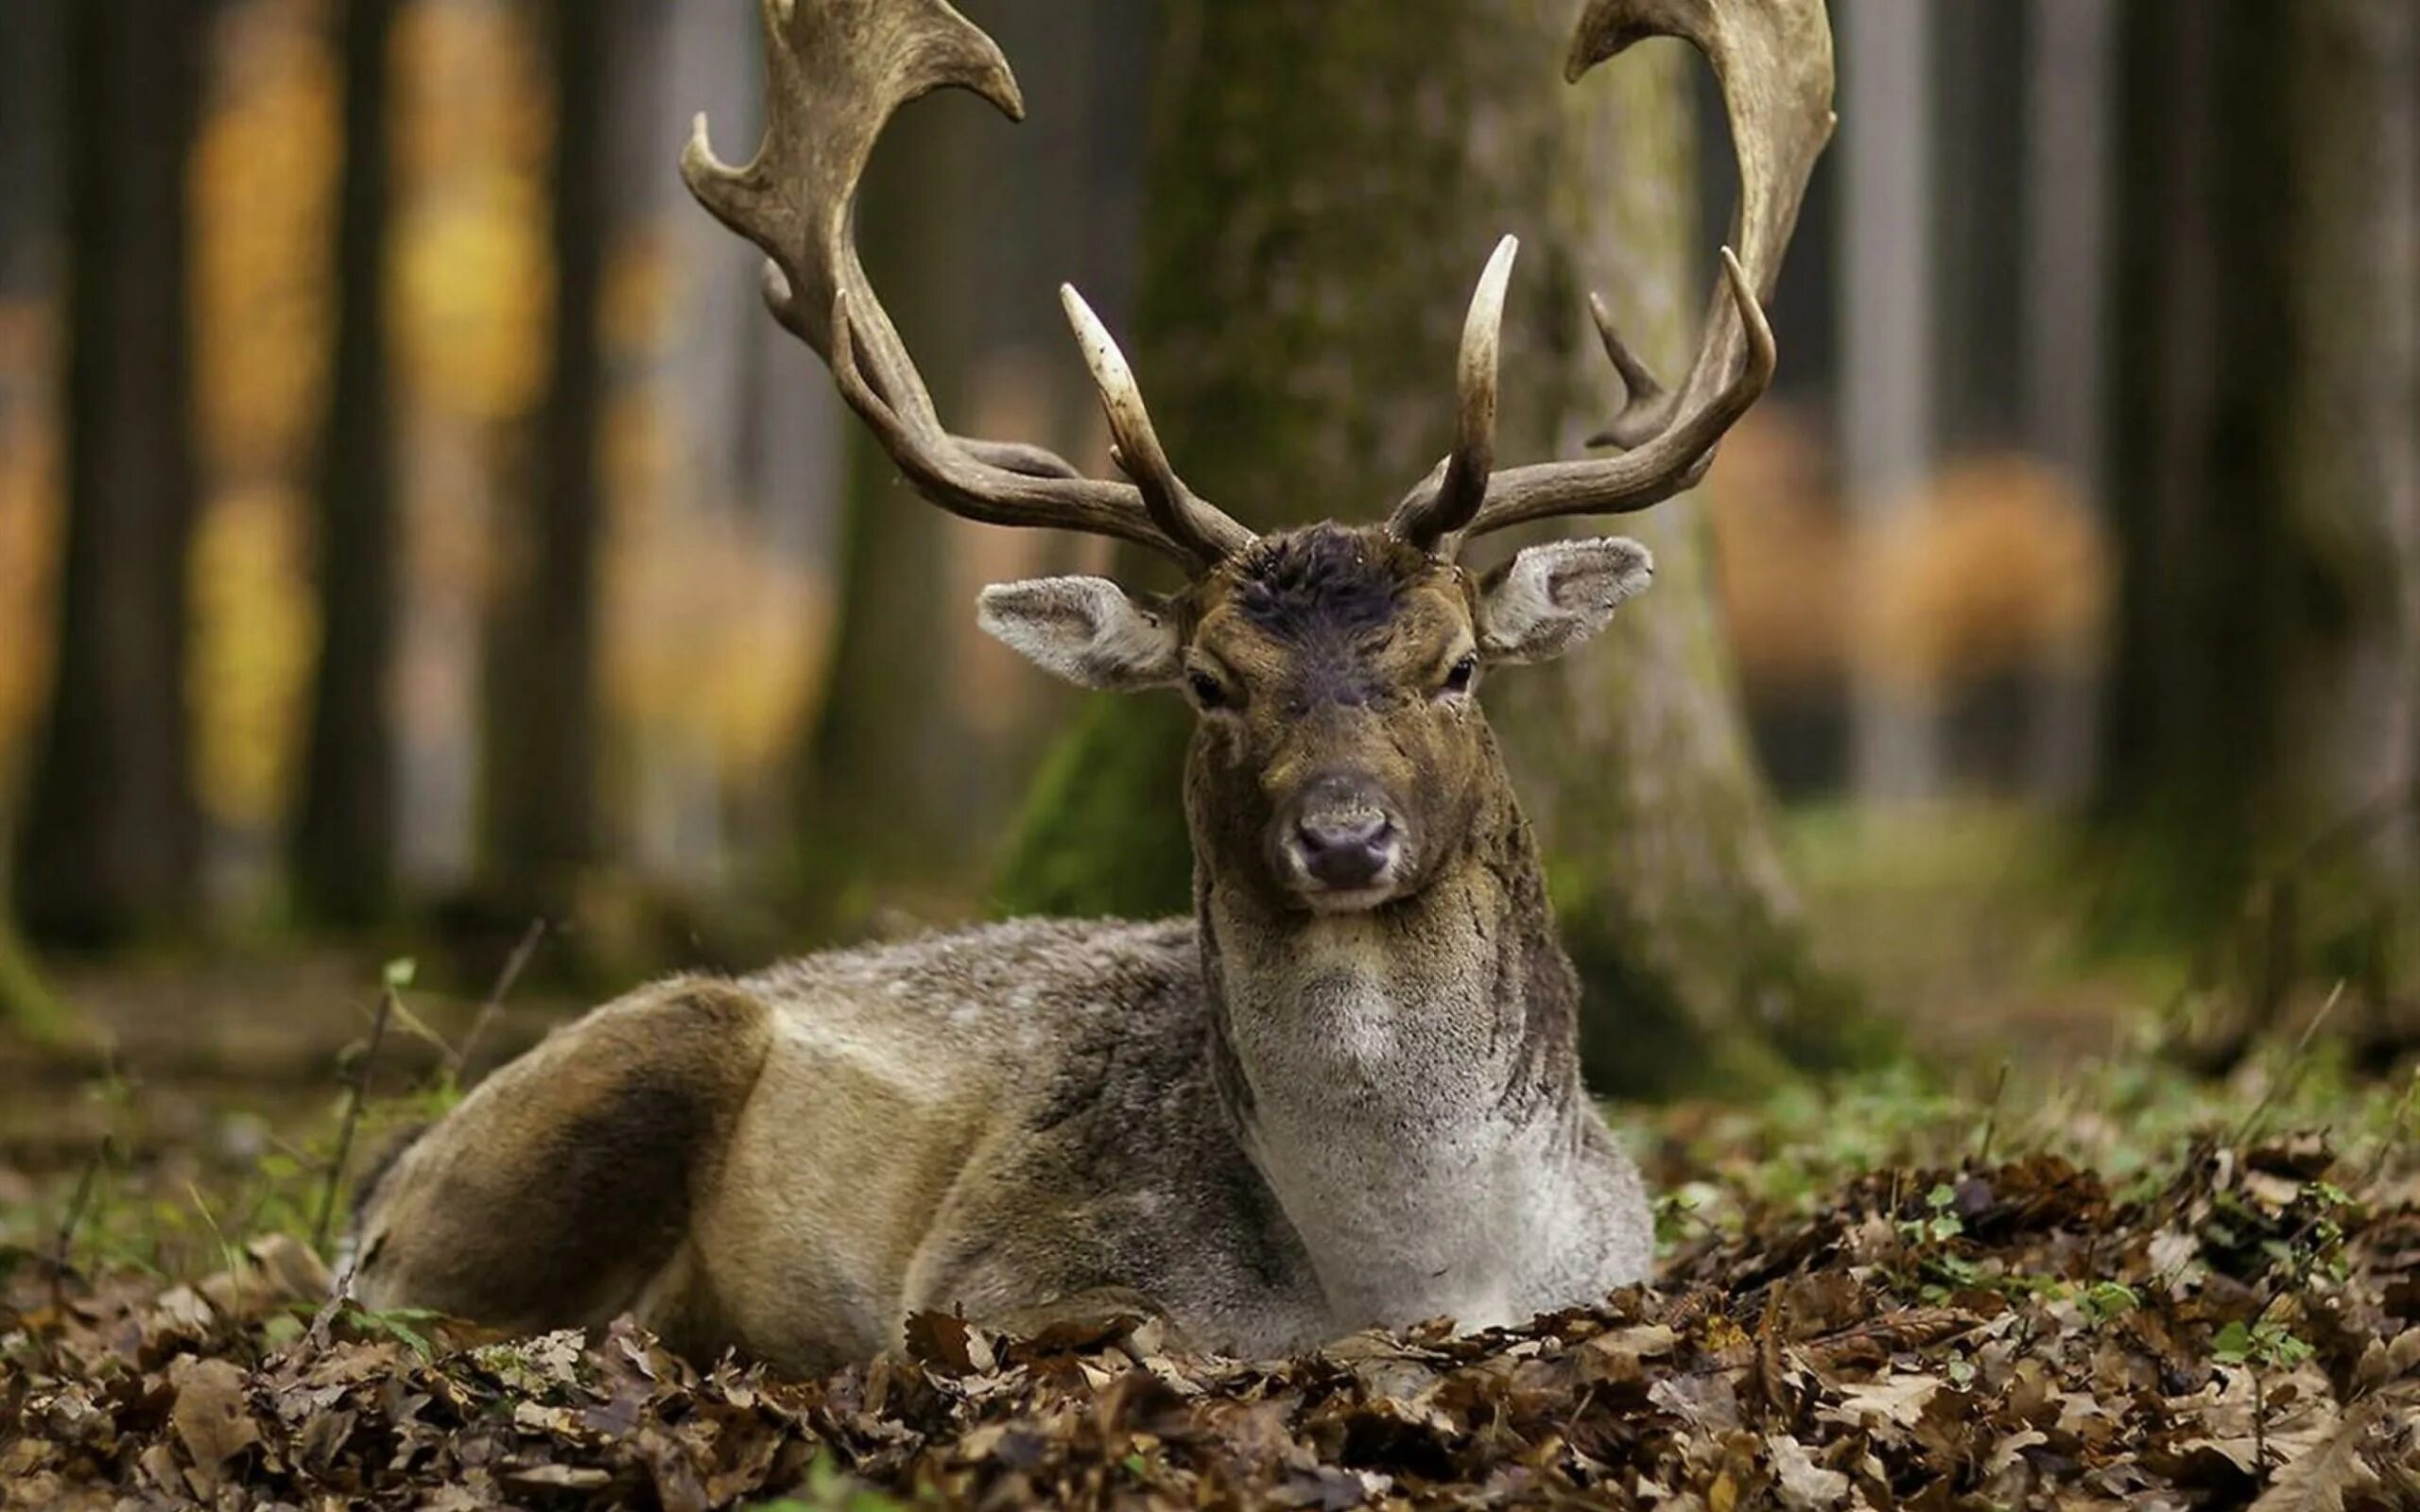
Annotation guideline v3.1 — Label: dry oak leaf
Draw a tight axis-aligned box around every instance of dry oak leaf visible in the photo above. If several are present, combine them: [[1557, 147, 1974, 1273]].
[[167, 1354, 259, 1494], [1766, 1432, 1851, 1510], [1820, 1370, 1941, 1431]]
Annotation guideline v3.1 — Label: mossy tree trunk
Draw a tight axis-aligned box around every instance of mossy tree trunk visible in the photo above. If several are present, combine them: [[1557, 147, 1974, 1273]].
[[2094, 0, 2420, 1021], [994, 0, 1862, 1095]]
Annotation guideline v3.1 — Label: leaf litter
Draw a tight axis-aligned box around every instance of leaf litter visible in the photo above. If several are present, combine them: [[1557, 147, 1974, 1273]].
[[6, 1139, 2420, 1509]]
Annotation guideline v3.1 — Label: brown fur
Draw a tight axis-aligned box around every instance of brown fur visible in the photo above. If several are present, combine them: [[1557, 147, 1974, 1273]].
[[353, 980, 774, 1346], [355, 524, 1656, 1370]]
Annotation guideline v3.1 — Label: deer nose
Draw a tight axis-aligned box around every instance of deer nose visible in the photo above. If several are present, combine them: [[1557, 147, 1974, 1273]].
[[1291, 809, 1397, 890]]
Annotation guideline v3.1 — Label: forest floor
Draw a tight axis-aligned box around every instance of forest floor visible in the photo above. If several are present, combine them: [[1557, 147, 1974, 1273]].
[[6, 811, 2420, 1507], [4, 1040, 2416, 1509]]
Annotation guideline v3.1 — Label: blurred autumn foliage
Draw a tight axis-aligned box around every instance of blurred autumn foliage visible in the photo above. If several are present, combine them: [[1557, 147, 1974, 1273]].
[[1714, 422, 2110, 699], [0, 306, 60, 792], [0, 0, 2406, 1051], [0, 0, 832, 900]]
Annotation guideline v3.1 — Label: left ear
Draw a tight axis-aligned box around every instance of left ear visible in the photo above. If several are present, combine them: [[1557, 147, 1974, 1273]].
[[976, 576, 1185, 690], [1476, 537, 1653, 664]]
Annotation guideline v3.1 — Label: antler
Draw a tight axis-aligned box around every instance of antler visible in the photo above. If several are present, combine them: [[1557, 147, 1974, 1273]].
[[1392, 0, 1836, 553], [682, 0, 1253, 571]]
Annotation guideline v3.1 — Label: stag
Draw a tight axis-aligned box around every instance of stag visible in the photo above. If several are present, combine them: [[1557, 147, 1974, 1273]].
[[353, 0, 1833, 1370]]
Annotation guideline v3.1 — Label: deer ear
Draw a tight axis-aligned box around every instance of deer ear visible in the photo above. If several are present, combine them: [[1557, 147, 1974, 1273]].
[[1476, 538, 1653, 664], [977, 576, 1184, 690]]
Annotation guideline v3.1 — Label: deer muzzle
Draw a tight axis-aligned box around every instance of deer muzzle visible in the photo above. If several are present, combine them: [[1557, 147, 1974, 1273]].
[[1274, 775, 1405, 907]]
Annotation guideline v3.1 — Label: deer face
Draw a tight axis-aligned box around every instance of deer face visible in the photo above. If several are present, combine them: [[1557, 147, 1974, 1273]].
[[981, 524, 1653, 912], [692, 0, 1828, 904]]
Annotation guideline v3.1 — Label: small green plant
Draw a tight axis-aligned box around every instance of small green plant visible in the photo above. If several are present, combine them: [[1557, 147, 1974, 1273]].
[[2079, 1280, 2140, 1324], [351, 1305, 446, 1363], [2210, 1316, 2313, 1368], [1652, 1180, 1728, 1246], [1897, 1183, 1964, 1246]]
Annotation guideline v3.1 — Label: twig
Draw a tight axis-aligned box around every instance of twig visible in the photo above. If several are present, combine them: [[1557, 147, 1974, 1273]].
[[455, 918, 546, 1081], [2252, 1364, 2269, 1481], [2231, 979, 2346, 1149], [185, 1180, 246, 1319], [2357, 1065, 2420, 1194], [1974, 1060, 2013, 1167], [314, 984, 396, 1254], [380, 990, 459, 1064], [48, 1137, 109, 1304]]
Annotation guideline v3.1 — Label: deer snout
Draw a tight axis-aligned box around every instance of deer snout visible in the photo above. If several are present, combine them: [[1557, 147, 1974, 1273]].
[[1277, 778, 1404, 901]]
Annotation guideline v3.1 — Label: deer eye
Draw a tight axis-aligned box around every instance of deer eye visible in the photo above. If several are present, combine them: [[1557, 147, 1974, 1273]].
[[1439, 652, 1478, 697], [1187, 670, 1229, 710]]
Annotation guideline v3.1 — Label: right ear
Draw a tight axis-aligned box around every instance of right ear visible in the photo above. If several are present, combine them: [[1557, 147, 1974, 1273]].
[[977, 576, 1184, 691], [1475, 537, 1653, 664]]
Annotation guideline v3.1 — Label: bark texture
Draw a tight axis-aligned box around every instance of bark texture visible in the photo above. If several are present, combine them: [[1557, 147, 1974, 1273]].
[[2095, 0, 2420, 989], [994, 0, 1860, 1094], [15, 0, 205, 947], [292, 0, 402, 927]]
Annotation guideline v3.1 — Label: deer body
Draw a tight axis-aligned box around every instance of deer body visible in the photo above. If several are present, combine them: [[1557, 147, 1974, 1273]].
[[355, 560, 1649, 1368], [353, 0, 1830, 1370]]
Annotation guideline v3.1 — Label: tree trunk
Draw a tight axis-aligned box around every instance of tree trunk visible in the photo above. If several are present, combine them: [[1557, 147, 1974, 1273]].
[[2019, 0, 2115, 801], [15, 0, 205, 947], [0, 0, 60, 298], [2273, 0, 2420, 903], [292, 0, 401, 928], [994, 0, 1861, 1095], [2094, 0, 2420, 1001], [790, 0, 1143, 926], [1838, 0, 1942, 802], [2268, 0, 2419, 1012], [788, 80, 985, 924], [480, 0, 612, 915]]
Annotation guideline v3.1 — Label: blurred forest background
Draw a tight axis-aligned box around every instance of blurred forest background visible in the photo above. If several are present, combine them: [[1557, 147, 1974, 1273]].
[[0, 0, 2415, 1141]]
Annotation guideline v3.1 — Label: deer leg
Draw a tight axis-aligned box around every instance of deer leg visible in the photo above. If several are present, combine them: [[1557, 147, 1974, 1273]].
[[349, 977, 774, 1338], [986, 1285, 1191, 1350]]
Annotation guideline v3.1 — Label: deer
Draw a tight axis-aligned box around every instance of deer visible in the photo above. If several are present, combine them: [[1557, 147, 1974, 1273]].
[[349, 0, 1834, 1374]]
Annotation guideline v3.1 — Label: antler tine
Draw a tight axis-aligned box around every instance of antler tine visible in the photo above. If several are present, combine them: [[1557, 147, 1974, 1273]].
[[1060, 286, 1255, 566], [1584, 291, 1675, 448], [1396, 0, 1834, 550], [1392, 235, 1520, 551], [682, 0, 1252, 572]]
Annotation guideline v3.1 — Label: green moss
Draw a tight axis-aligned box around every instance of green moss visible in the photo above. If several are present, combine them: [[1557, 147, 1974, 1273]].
[[0, 908, 70, 1047], [991, 696, 1195, 920], [1554, 862, 1888, 1102]]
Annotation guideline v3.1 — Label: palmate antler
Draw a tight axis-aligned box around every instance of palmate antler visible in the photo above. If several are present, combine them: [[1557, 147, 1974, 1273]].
[[686, 0, 1832, 573], [1390, 0, 1837, 555], [681, 0, 1253, 572]]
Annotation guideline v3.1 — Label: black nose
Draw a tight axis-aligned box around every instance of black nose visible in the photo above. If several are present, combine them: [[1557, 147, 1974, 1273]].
[[1293, 811, 1396, 889]]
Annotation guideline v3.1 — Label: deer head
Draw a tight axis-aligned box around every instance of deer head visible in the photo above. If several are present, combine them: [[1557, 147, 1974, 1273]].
[[684, 0, 1835, 914]]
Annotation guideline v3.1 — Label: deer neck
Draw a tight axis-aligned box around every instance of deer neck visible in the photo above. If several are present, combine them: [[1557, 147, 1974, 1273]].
[[1189, 768, 1598, 1332]]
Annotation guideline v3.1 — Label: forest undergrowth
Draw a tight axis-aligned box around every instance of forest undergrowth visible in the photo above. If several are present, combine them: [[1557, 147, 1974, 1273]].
[[4, 986, 2419, 1508]]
